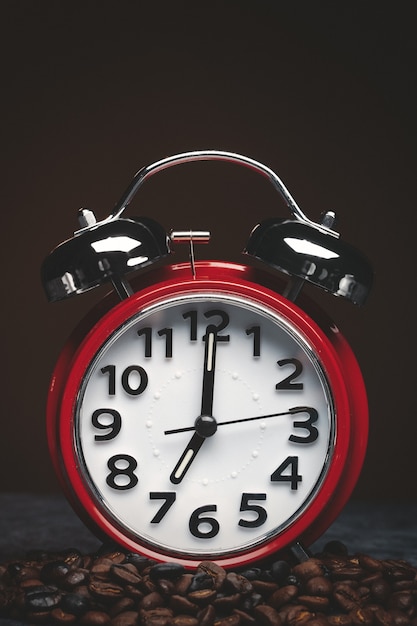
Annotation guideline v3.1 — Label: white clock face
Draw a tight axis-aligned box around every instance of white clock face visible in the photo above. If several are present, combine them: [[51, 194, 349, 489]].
[[75, 293, 335, 559]]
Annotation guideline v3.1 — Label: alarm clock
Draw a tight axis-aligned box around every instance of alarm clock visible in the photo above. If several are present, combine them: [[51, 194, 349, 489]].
[[41, 150, 372, 569]]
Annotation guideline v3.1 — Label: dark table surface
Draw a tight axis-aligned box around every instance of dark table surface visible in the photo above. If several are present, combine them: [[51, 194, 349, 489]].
[[1, 494, 416, 625]]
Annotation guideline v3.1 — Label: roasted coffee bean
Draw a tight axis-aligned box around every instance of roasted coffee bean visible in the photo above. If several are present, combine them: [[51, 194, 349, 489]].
[[187, 588, 217, 606], [110, 563, 142, 585], [239, 567, 262, 581], [358, 554, 384, 573], [91, 560, 113, 580], [349, 607, 374, 626], [125, 553, 156, 573], [89, 580, 125, 602], [169, 593, 199, 615], [357, 586, 371, 603], [110, 610, 139, 626], [140, 590, 165, 610], [333, 583, 362, 611], [175, 573, 193, 595], [156, 577, 176, 596], [124, 583, 144, 600], [361, 573, 383, 587], [298, 594, 330, 610], [269, 584, 299, 609], [259, 569, 276, 582], [292, 559, 325, 582], [253, 604, 282, 626], [198, 561, 227, 590], [95, 549, 126, 565], [270, 560, 291, 585], [305, 575, 333, 597], [140, 576, 157, 594], [60, 591, 90, 616], [225, 572, 253, 594], [149, 562, 186, 582], [60, 548, 83, 568], [25, 585, 61, 612], [332, 567, 363, 582], [213, 591, 242, 612], [140, 606, 173, 626], [63, 567, 89, 589], [286, 605, 314, 626], [188, 572, 214, 592], [251, 579, 279, 597]]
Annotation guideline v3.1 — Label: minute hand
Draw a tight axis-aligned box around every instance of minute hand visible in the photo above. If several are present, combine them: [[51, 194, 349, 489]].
[[165, 406, 317, 435], [200, 325, 217, 417], [169, 325, 218, 484]]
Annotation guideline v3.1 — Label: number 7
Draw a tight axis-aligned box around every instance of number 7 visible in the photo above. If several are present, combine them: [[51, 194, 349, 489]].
[[149, 492, 176, 523]]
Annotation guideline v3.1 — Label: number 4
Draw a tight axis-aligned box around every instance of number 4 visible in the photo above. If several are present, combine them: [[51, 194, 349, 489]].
[[270, 456, 302, 490]]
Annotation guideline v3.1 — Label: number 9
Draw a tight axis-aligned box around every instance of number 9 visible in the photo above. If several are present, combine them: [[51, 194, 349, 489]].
[[92, 408, 122, 441]]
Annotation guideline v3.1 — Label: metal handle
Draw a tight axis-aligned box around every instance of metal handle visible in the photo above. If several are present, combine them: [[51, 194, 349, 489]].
[[77, 150, 339, 237]]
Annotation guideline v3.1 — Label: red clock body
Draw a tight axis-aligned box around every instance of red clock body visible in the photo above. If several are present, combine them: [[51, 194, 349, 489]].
[[46, 260, 368, 569]]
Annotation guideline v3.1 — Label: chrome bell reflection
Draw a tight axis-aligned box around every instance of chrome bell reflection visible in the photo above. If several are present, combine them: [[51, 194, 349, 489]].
[[41, 209, 170, 302], [244, 211, 373, 305]]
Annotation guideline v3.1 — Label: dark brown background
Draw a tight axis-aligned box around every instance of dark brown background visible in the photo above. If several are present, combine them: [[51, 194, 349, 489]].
[[1, 2, 416, 500]]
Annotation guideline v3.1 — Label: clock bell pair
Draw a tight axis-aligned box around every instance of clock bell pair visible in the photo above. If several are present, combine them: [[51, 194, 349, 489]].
[[41, 151, 372, 569]]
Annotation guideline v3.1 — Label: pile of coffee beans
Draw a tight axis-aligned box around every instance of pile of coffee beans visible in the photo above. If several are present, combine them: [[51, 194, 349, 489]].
[[1, 542, 416, 625]]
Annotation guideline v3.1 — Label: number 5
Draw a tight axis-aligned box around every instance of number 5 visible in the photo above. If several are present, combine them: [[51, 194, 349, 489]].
[[238, 493, 267, 528]]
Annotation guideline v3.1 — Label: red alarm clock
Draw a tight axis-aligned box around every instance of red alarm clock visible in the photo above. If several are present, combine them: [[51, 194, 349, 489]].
[[41, 151, 372, 569]]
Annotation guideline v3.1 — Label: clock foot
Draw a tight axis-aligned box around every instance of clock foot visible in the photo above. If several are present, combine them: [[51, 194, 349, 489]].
[[289, 541, 312, 563]]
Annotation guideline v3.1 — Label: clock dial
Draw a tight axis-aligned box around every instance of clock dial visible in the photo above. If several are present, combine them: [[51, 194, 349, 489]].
[[72, 292, 337, 561]]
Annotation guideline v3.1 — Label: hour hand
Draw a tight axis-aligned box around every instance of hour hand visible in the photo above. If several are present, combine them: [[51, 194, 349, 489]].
[[169, 431, 205, 484], [169, 415, 218, 484]]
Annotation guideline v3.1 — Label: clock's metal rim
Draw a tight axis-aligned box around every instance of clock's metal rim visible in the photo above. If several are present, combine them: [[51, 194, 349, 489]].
[[73, 291, 336, 559]]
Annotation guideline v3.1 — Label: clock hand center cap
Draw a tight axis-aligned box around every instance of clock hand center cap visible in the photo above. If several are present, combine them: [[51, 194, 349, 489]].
[[195, 414, 218, 438]]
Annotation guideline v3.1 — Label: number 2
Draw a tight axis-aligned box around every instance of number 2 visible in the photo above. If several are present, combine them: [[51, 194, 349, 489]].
[[276, 358, 303, 390]]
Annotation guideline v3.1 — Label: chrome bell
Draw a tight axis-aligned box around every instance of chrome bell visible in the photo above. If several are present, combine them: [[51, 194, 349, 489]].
[[244, 212, 373, 305], [41, 209, 170, 302]]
